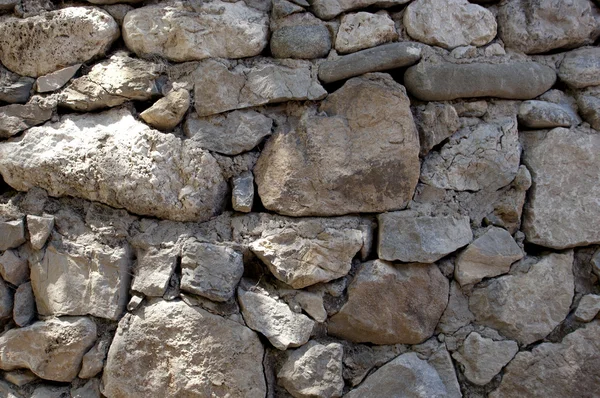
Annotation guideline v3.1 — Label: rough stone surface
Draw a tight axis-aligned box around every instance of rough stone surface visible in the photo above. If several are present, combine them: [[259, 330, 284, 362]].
[[123, 2, 268, 62], [576, 86, 600, 130], [232, 171, 254, 213], [453, 332, 518, 386], [469, 251, 575, 345], [0, 220, 26, 251], [0, 7, 119, 77], [404, 0, 496, 49], [255, 73, 420, 216], [271, 25, 332, 59], [404, 61, 556, 101], [0, 249, 28, 286], [559, 47, 600, 88], [455, 227, 524, 286], [13, 282, 35, 327], [3, 370, 38, 387], [185, 110, 273, 155], [30, 239, 131, 320], [328, 260, 448, 345], [345, 352, 447, 398], [574, 294, 600, 322], [437, 280, 475, 334], [0, 278, 13, 320], [250, 227, 363, 288], [0, 65, 35, 104], [491, 321, 600, 398], [0, 102, 53, 139], [238, 288, 315, 350], [318, 42, 421, 83], [131, 247, 177, 297], [522, 127, 600, 249], [79, 339, 108, 379], [103, 299, 266, 398], [278, 341, 344, 398], [0, 108, 227, 222], [413, 102, 460, 156], [498, 0, 600, 54], [180, 240, 244, 302], [27, 215, 54, 250], [140, 89, 190, 131], [0, 317, 96, 382], [35, 64, 80, 93], [484, 165, 532, 234], [335, 12, 398, 54], [378, 210, 472, 263], [421, 121, 521, 191], [518, 100, 581, 128]]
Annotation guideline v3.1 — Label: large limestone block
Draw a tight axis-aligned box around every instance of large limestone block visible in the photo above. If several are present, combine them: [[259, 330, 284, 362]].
[[491, 321, 600, 398], [102, 300, 266, 398], [498, 0, 600, 54], [0, 108, 227, 222], [255, 73, 420, 216], [123, 1, 268, 62], [558, 47, 600, 89], [0, 102, 53, 139], [335, 12, 398, 54], [328, 260, 448, 345], [469, 252, 574, 345], [0, 317, 96, 382], [30, 239, 131, 320], [0, 7, 119, 77], [13, 282, 36, 327], [404, 61, 556, 101], [404, 0, 496, 49], [522, 127, 600, 249], [310, 0, 410, 20]]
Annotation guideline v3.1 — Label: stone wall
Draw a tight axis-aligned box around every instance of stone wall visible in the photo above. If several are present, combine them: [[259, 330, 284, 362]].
[[0, 0, 599, 396]]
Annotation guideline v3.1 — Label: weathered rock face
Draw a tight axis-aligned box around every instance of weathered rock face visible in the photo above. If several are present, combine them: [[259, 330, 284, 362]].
[[558, 47, 600, 88], [310, 0, 410, 20], [0, 249, 29, 286], [26, 215, 54, 250], [0, 65, 35, 104], [0, 7, 119, 77], [30, 239, 131, 320], [0, 108, 227, 222], [102, 300, 266, 398], [575, 294, 600, 322], [271, 25, 332, 59], [469, 251, 574, 345], [413, 102, 460, 156], [404, 61, 556, 101], [404, 0, 496, 49], [0, 317, 96, 382], [255, 73, 420, 216], [522, 127, 600, 249], [122, 2, 269, 62], [13, 282, 35, 327], [498, 0, 600, 54], [335, 12, 398, 54], [328, 260, 448, 345], [250, 227, 363, 288], [139, 89, 190, 131], [576, 86, 600, 130], [377, 210, 472, 263], [35, 64, 81, 93], [491, 321, 600, 398], [437, 280, 475, 334], [518, 100, 580, 129], [0, 220, 26, 252], [0, 102, 53, 138], [344, 352, 447, 398], [131, 247, 177, 297]]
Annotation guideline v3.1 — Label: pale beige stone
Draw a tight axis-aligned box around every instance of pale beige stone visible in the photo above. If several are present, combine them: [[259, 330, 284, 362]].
[[335, 12, 397, 54], [140, 89, 190, 131], [35, 64, 80, 93], [26, 215, 54, 250]]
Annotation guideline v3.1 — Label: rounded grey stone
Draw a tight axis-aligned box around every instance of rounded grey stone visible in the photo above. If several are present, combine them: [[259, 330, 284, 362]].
[[270, 25, 331, 59]]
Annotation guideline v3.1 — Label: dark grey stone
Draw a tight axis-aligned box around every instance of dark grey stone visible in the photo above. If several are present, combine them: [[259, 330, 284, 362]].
[[270, 25, 331, 59], [0, 65, 34, 104]]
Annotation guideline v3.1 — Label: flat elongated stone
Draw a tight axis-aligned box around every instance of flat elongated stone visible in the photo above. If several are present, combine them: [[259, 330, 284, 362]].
[[310, 0, 410, 20], [35, 64, 80, 93], [558, 47, 600, 89], [318, 42, 421, 83], [335, 12, 398, 54], [103, 300, 266, 398], [271, 25, 332, 59], [577, 86, 600, 130], [123, 2, 268, 62], [0, 7, 119, 77], [0, 65, 34, 104], [518, 100, 580, 129], [413, 102, 460, 157], [131, 248, 177, 297], [404, 61, 556, 101], [0, 108, 227, 222], [0, 103, 53, 139], [13, 282, 35, 327], [522, 128, 600, 249]]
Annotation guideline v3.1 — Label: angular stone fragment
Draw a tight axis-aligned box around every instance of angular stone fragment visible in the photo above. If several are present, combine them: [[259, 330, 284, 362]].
[[188, 58, 326, 117], [30, 239, 131, 320], [139, 89, 189, 131], [31, 385, 70, 398], [413, 102, 460, 156], [185, 110, 273, 155], [576, 86, 600, 130], [103, 299, 266, 398], [328, 260, 448, 344], [238, 288, 314, 350], [345, 352, 447, 398], [0, 0, 17, 11], [180, 240, 244, 302], [131, 247, 177, 297], [0, 278, 12, 320], [79, 339, 108, 379], [0, 108, 227, 222], [59, 52, 163, 112], [428, 347, 461, 398], [0, 7, 119, 77], [558, 47, 600, 89], [295, 291, 327, 323], [3, 370, 38, 387], [278, 341, 344, 398], [404, 0, 496, 49], [35, 64, 80, 93], [518, 100, 580, 129], [13, 282, 35, 327], [455, 227, 523, 286], [255, 73, 420, 216], [0, 102, 53, 139], [26, 215, 54, 250], [453, 332, 518, 386], [498, 0, 600, 54], [123, 2, 268, 62], [335, 12, 397, 54], [0, 65, 34, 104], [71, 379, 101, 398], [437, 280, 475, 334], [271, 25, 332, 59], [574, 294, 600, 322], [0, 316, 96, 382], [378, 210, 472, 263], [484, 165, 531, 234], [318, 42, 421, 83], [421, 121, 521, 191], [232, 171, 254, 213], [0, 250, 28, 286], [522, 127, 600, 249], [0, 220, 25, 251], [491, 321, 600, 398], [404, 61, 556, 101], [469, 252, 574, 345], [310, 0, 410, 20]]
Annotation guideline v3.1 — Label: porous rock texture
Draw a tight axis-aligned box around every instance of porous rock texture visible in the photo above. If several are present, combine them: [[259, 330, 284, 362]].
[[0, 0, 599, 396]]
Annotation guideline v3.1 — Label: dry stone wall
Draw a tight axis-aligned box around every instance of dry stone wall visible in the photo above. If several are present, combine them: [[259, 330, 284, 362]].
[[0, 0, 599, 397]]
